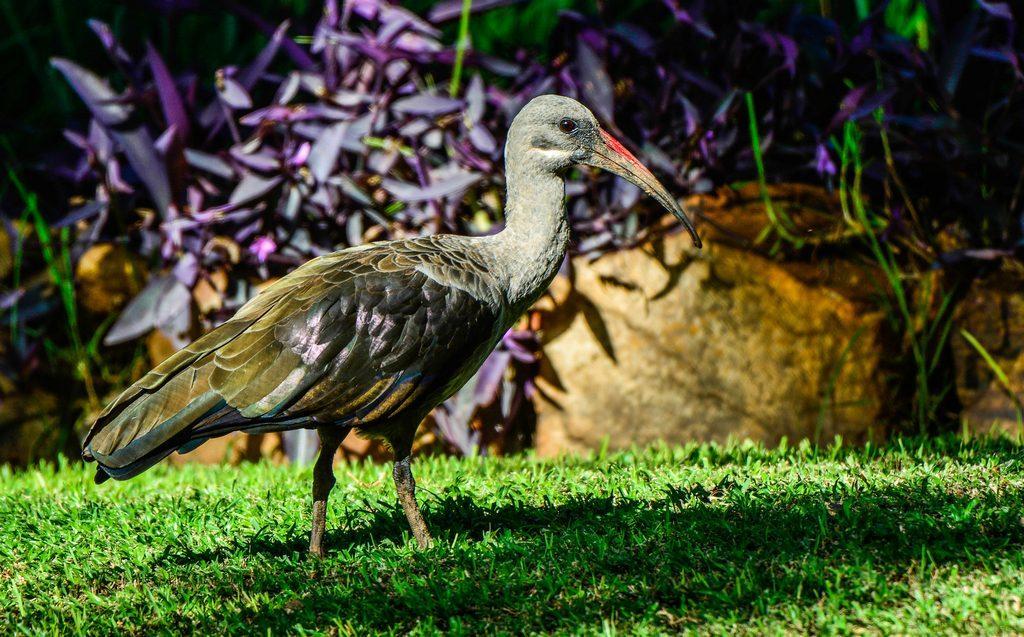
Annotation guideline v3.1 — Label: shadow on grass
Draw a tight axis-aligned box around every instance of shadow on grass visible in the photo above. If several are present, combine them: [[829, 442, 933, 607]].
[[159, 466, 1024, 633]]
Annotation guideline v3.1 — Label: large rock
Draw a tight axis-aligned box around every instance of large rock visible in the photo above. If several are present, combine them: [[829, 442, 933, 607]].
[[953, 271, 1024, 437], [75, 243, 145, 315], [0, 390, 67, 465], [533, 185, 888, 455], [167, 431, 283, 467]]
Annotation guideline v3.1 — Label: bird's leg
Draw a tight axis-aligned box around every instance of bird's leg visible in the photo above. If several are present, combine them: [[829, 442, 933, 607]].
[[309, 427, 345, 557], [393, 455, 433, 549]]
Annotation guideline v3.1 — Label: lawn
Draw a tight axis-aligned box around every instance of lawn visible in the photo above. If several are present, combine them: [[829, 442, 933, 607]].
[[3, 436, 1024, 635]]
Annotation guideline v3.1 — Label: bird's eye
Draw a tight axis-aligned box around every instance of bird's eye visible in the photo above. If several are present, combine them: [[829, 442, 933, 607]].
[[558, 118, 578, 134]]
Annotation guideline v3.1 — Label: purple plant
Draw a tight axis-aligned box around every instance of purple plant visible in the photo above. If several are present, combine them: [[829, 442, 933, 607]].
[[44, 0, 541, 457], [5, 0, 1023, 458]]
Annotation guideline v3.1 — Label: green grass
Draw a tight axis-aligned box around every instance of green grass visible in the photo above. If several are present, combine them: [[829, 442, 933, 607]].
[[3, 437, 1024, 635]]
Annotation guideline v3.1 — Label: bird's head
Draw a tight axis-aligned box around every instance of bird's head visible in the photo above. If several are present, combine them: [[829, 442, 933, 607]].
[[507, 94, 701, 248]]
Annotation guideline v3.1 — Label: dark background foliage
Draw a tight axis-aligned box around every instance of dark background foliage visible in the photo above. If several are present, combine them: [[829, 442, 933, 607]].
[[1, 0, 1022, 460]]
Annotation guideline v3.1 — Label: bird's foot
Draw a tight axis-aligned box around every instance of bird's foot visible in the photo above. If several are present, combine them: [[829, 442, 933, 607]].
[[411, 523, 433, 550]]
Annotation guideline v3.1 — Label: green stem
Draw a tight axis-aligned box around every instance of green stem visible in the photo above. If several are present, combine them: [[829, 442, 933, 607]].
[[744, 92, 801, 245], [448, 0, 473, 97], [4, 158, 98, 406]]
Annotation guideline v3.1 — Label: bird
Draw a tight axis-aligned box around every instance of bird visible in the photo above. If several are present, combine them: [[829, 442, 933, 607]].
[[82, 94, 702, 556]]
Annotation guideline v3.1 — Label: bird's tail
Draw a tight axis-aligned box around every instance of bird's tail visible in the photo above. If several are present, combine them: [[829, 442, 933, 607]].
[[87, 389, 228, 482], [84, 348, 237, 482]]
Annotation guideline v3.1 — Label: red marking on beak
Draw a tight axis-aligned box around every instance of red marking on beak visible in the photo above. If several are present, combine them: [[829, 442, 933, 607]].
[[600, 129, 648, 174]]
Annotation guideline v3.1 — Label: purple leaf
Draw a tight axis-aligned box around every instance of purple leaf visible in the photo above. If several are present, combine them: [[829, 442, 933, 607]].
[[428, 0, 526, 22], [939, 11, 979, 96], [239, 20, 290, 89], [87, 20, 130, 63], [146, 42, 190, 142], [465, 74, 486, 124], [288, 141, 312, 167], [474, 350, 511, 405], [54, 201, 106, 229], [339, 114, 374, 152], [104, 274, 190, 345], [239, 105, 321, 126], [849, 88, 896, 120], [827, 85, 869, 130], [52, 58, 174, 217], [230, 146, 281, 172], [382, 171, 481, 202], [51, 59, 131, 127], [712, 89, 739, 124], [977, 1, 1013, 19], [185, 148, 234, 178], [276, 71, 301, 104], [154, 126, 178, 155], [576, 40, 614, 123], [392, 94, 463, 116], [467, 124, 497, 154], [778, 34, 798, 77], [156, 281, 192, 347], [307, 122, 347, 182], [935, 248, 1014, 266], [354, 0, 439, 37], [612, 23, 656, 55], [220, 5, 315, 70], [229, 172, 283, 205], [173, 253, 199, 286], [0, 289, 24, 312], [218, 76, 253, 109], [200, 20, 289, 130], [434, 378, 483, 456], [63, 129, 88, 150], [89, 120, 113, 160], [662, 0, 716, 38]]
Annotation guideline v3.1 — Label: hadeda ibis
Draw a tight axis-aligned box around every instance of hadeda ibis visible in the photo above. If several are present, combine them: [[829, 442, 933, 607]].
[[83, 95, 702, 555]]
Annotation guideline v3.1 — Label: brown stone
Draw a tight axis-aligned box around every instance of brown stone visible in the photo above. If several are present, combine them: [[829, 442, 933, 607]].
[[533, 187, 888, 455], [146, 330, 178, 366], [166, 431, 282, 467], [679, 182, 859, 250], [953, 270, 1024, 437], [75, 244, 145, 315], [193, 277, 223, 314], [0, 390, 62, 465]]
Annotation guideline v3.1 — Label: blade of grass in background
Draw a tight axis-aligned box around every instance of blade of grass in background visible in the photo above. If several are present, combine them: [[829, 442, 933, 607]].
[[3, 138, 98, 407], [838, 119, 955, 434], [745, 92, 802, 247], [960, 328, 1024, 440], [816, 325, 867, 445], [448, 0, 474, 97]]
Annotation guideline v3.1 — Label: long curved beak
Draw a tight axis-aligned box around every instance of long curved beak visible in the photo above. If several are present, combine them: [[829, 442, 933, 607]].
[[586, 129, 702, 249]]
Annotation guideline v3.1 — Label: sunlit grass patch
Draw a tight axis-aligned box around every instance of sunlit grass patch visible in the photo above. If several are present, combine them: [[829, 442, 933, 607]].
[[2, 436, 1024, 634]]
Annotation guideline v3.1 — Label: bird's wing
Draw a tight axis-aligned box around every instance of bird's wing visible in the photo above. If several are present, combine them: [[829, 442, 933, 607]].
[[84, 238, 503, 478]]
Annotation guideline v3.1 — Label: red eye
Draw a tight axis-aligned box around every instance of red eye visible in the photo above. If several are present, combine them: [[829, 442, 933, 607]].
[[558, 118, 578, 133]]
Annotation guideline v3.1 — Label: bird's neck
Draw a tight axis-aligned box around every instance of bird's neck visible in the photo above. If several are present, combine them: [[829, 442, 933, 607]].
[[487, 161, 569, 310]]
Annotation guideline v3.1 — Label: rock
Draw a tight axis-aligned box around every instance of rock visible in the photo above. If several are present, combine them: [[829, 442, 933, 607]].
[[953, 271, 1024, 437], [193, 277, 223, 314], [0, 390, 65, 465], [146, 330, 179, 366], [533, 185, 888, 455], [76, 244, 145, 315], [167, 431, 283, 467]]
